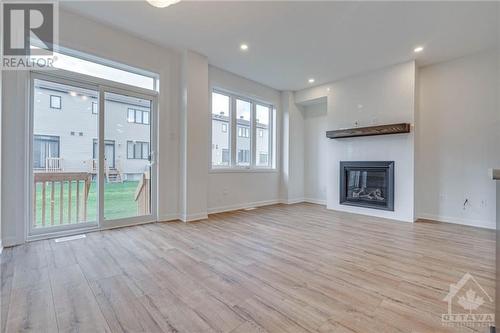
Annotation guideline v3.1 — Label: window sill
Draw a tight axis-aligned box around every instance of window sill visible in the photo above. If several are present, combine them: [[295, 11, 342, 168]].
[[209, 167, 278, 174]]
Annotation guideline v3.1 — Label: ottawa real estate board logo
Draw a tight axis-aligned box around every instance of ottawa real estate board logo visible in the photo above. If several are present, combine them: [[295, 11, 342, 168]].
[[442, 272, 494, 328], [1, 1, 58, 70]]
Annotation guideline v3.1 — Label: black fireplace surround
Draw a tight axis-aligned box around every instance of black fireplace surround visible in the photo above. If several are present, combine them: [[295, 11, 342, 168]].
[[340, 161, 394, 211]]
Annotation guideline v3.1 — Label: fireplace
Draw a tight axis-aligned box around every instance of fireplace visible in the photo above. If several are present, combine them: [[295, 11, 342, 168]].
[[340, 161, 394, 211]]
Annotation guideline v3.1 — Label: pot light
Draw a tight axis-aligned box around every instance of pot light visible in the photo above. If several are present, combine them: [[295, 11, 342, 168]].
[[240, 44, 249, 51], [414, 46, 424, 53], [308, 78, 315, 83], [146, 0, 181, 8]]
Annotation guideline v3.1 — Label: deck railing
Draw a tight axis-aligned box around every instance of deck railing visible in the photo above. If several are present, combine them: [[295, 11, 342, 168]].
[[134, 171, 150, 215], [34, 172, 92, 227], [34, 157, 63, 172]]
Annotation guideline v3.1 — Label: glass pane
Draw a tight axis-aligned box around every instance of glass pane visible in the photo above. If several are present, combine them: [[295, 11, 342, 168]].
[[236, 99, 251, 167], [32, 79, 98, 228], [135, 109, 143, 124], [51, 50, 157, 91], [104, 92, 151, 220], [256, 104, 270, 167], [143, 111, 150, 125], [212, 92, 230, 167], [142, 143, 149, 159], [127, 109, 135, 122], [127, 142, 134, 159]]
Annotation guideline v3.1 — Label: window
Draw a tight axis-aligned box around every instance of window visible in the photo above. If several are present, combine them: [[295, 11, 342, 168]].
[[259, 153, 268, 165], [222, 149, 229, 164], [50, 95, 61, 109], [256, 104, 271, 167], [211, 92, 230, 167], [236, 99, 251, 166], [143, 111, 150, 125], [210, 90, 275, 169], [127, 141, 149, 159], [128, 109, 135, 122], [47, 48, 158, 91], [127, 108, 150, 124], [238, 149, 250, 164], [92, 101, 98, 114], [238, 126, 249, 137], [33, 135, 60, 169]]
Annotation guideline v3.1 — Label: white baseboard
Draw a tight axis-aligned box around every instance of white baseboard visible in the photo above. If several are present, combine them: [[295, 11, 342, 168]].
[[280, 198, 305, 205], [208, 199, 281, 215], [303, 198, 327, 206], [180, 212, 209, 222], [158, 213, 180, 222], [417, 213, 495, 230]]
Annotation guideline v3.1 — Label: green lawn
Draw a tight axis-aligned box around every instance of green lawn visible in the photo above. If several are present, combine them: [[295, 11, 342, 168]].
[[34, 181, 141, 227]]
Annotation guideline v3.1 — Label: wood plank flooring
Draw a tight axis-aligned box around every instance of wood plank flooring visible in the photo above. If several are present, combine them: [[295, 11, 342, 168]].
[[1, 203, 495, 333]]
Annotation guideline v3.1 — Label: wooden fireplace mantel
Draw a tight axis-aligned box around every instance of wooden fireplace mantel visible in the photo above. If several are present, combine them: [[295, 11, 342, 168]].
[[326, 123, 410, 139]]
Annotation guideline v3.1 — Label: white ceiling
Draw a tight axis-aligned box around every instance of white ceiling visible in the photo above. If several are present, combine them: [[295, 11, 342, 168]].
[[61, 1, 498, 91]]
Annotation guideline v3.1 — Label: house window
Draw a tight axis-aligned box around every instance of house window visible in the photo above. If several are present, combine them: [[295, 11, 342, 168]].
[[238, 150, 250, 164], [127, 141, 149, 159], [211, 92, 230, 167], [222, 149, 229, 164], [33, 135, 60, 169], [259, 153, 268, 165], [50, 95, 61, 109], [127, 108, 149, 124], [92, 101, 98, 114], [256, 104, 272, 167], [210, 90, 275, 169]]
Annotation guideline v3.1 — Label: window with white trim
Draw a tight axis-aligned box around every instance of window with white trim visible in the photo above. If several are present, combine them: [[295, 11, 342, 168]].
[[50, 95, 61, 109], [127, 141, 149, 159], [211, 90, 275, 169], [127, 108, 150, 124], [92, 101, 98, 114]]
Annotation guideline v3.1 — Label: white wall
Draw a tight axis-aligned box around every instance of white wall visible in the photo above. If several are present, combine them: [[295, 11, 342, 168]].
[[179, 50, 209, 221], [303, 102, 328, 204], [280, 91, 305, 203], [417, 49, 499, 229], [296, 61, 416, 222], [208, 66, 282, 213]]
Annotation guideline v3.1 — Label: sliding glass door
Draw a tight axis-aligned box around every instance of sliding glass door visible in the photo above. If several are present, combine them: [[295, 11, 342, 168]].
[[29, 73, 157, 237], [31, 77, 99, 233], [102, 89, 155, 227]]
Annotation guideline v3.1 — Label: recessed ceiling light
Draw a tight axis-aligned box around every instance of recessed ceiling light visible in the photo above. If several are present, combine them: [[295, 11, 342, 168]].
[[240, 44, 249, 51], [414, 46, 424, 53], [146, 0, 181, 8], [308, 78, 315, 83]]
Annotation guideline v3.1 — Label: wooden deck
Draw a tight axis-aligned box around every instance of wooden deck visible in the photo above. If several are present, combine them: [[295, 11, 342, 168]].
[[0, 203, 495, 332]]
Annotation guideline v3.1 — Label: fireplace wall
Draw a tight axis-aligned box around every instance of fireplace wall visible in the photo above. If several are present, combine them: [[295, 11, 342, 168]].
[[296, 61, 416, 222]]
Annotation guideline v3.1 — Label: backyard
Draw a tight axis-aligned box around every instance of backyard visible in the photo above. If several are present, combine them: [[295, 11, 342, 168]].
[[34, 181, 142, 227]]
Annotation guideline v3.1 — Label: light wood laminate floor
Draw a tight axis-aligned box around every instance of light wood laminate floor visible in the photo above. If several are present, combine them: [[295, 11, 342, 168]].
[[1, 203, 495, 333]]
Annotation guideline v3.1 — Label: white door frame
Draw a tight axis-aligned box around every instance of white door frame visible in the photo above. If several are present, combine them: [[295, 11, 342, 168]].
[[26, 69, 158, 241]]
